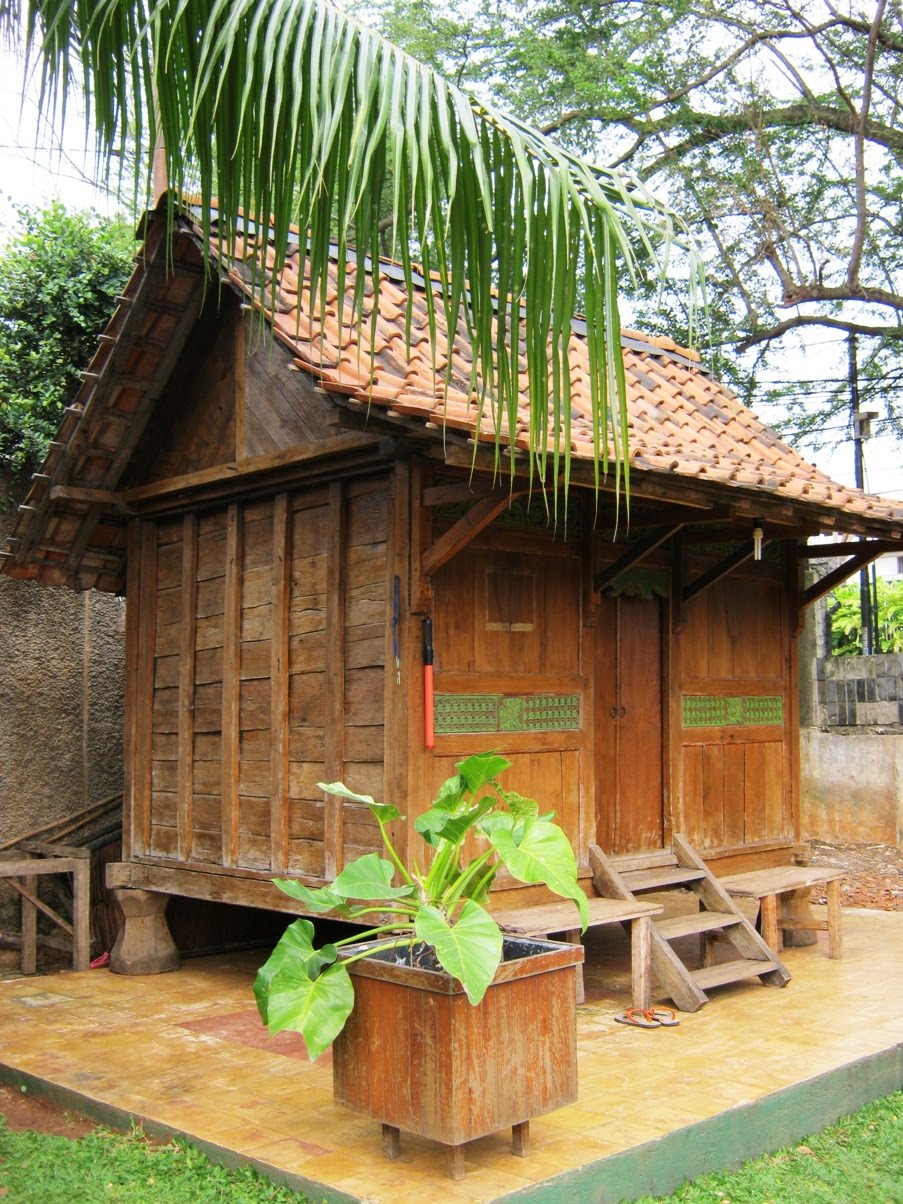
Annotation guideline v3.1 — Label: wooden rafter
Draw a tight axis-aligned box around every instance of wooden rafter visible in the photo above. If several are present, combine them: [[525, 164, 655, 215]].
[[594, 524, 684, 592]]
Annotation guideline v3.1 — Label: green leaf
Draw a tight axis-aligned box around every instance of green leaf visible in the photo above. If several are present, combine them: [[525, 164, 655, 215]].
[[266, 960, 355, 1060], [414, 900, 502, 1004], [272, 878, 346, 913], [253, 917, 318, 1023], [332, 852, 415, 900], [456, 753, 511, 795], [414, 793, 496, 846], [488, 819, 589, 929], [500, 789, 540, 820], [433, 773, 466, 811], [318, 781, 400, 823]]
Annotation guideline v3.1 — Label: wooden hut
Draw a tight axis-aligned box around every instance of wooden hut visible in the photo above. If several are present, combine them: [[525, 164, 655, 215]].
[[4, 200, 902, 973]]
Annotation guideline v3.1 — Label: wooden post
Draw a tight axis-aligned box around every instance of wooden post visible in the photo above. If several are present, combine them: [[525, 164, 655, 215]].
[[512, 1121, 530, 1157], [827, 879, 842, 959], [381, 1124, 401, 1160], [631, 915, 652, 1012], [21, 869, 37, 976], [72, 858, 91, 971]]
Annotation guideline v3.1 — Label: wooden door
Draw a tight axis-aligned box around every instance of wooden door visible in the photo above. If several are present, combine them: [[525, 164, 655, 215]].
[[595, 596, 664, 853]]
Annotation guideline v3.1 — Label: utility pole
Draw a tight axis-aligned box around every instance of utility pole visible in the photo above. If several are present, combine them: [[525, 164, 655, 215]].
[[848, 333, 878, 654]]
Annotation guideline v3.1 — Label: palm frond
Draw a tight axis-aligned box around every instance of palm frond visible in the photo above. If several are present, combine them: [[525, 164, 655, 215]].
[[7, 0, 698, 493]]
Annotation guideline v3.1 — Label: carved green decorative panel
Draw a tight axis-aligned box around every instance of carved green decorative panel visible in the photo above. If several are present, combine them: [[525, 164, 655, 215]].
[[682, 695, 784, 728], [434, 693, 581, 735]]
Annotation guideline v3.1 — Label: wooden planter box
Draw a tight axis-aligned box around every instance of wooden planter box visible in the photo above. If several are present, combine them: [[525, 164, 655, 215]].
[[333, 937, 584, 1178]]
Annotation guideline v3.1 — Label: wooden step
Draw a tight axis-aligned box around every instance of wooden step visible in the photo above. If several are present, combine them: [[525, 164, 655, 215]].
[[655, 911, 743, 940], [621, 867, 707, 892], [610, 850, 678, 874], [692, 957, 781, 990]]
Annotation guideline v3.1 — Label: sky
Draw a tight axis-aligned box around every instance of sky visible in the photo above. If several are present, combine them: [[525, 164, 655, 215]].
[[0, 42, 899, 503]]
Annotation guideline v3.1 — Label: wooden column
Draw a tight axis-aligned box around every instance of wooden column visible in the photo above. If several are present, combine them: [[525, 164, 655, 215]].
[[221, 502, 242, 866], [177, 513, 198, 861], [271, 494, 291, 876], [324, 480, 347, 879]]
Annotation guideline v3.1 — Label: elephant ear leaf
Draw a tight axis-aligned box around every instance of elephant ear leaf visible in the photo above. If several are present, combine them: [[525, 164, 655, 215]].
[[488, 819, 589, 929], [265, 960, 355, 1061], [332, 853, 414, 900], [254, 918, 317, 1024], [414, 900, 502, 1004]]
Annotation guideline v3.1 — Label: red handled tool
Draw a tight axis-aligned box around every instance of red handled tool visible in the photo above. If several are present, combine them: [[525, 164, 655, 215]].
[[423, 617, 435, 749]]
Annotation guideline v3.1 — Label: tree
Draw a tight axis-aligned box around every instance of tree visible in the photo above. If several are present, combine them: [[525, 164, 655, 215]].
[[0, 202, 133, 476], [360, 0, 903, 445], [1, 0, 696, 496]]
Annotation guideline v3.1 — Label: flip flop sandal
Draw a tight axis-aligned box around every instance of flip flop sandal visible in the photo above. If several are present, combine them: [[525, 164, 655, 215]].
[[614, 1008, 661, 1029], [648, 1007, 680, 1027]]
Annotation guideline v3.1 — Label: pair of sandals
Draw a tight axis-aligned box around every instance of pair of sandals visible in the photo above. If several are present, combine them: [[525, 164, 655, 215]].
[[615, 1006, 679, 1029]]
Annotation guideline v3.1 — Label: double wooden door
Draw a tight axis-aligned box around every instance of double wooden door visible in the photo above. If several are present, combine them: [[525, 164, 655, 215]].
[[595, 595, 665, 853]]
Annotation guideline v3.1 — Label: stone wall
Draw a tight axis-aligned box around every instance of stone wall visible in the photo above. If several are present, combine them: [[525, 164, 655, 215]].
[[0, 476, 126, 930], [813, 653, 903, 730]]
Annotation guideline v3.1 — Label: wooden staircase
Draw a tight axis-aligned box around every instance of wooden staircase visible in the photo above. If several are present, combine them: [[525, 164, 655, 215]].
[[589, 833, 791, 1012]]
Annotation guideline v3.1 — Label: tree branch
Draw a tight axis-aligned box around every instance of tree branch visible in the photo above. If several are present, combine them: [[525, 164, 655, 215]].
[[739, 314, 903, 351], [848, 0, 887, 287]]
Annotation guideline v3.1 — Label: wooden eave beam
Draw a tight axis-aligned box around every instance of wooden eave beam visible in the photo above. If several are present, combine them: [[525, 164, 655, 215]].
[[421, 487, 527, 577], [798, 538, 900, 559], [422, 480, 496, 507], [594, 524, 684, 592], [49, 486, 133, 514], [800, 543, 893, 610], [683, 540, 766, 605]]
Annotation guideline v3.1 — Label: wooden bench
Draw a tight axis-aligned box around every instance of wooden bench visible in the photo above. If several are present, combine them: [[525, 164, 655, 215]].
[[718, 866, 844, 959], [491, 896, 663, 1009], [0, 845, 91, 974]]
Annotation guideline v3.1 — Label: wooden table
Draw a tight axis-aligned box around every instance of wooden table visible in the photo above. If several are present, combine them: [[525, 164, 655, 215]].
[[718, 865, 845, 959], [491, 896, 663, 1009]]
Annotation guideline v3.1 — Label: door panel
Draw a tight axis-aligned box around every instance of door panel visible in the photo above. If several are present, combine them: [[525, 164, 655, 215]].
[[595, 596, 665, 853]]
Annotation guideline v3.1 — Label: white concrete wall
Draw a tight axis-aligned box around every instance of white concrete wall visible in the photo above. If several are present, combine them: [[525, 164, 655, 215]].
[[800, 728, 903, 846]]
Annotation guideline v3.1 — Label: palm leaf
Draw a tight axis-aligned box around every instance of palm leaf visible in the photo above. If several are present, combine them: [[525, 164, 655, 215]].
[[8, 0, 696, 490]]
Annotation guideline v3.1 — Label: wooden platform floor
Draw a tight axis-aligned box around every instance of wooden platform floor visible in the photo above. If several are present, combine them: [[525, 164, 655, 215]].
[[0, 909, 901, 1203]]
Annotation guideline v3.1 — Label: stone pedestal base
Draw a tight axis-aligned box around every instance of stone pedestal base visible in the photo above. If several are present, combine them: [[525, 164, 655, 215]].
[[110, 888, 181, 975]]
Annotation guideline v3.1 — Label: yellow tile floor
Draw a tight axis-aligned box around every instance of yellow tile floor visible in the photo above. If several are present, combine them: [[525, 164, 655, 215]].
[[0, 908, 901, 1203]]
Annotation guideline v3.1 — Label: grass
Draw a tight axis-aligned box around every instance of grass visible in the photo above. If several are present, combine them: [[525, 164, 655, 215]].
[[636, 1091, 903, 1204], [0, 1093, 900, 1203], [0, 1121, 308, 1203]]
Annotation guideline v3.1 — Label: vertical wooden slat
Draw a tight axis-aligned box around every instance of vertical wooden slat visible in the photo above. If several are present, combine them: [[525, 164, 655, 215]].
[[234, 314, 246, 459], [271, 493, 291, 874], [324, 480, 346, 880], [384, 463, 410, 865], [133, 521, 157, 857], [221, 503, 242, 866], [785, 543, 802, 841], [122, 521, 141, 861], [177, 513, 198, 861]]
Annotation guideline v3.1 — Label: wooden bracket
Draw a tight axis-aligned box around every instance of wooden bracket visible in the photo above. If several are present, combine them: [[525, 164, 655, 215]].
[[800, 542, 892, 611], [49, 486, 134, 514], [671, 531, 687, 634], [594, 524, 684, 593], [420, 487, 524, 578], [683, 540, 761, 605]]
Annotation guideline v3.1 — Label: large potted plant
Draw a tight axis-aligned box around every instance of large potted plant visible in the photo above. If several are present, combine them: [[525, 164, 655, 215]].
[[254, 752, 588, 1178]]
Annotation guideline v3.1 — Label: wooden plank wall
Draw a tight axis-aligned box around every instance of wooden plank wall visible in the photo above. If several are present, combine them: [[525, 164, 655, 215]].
[[131, 473, 390, 882], [677, 570, 792, 852]]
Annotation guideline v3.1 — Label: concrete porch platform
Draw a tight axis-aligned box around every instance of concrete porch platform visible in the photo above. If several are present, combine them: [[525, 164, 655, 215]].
[[0, 909, 901, 1203]]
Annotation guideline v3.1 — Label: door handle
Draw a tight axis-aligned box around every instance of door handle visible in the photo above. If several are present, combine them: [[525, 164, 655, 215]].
[[620, 706, 627, 718], [610, 706, 618, 718]]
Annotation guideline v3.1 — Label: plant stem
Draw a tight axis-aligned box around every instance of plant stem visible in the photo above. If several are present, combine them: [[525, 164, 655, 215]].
[[377, 818, 415, 887], [333, 922, 415, 948], [441, 850, 494, 910]]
